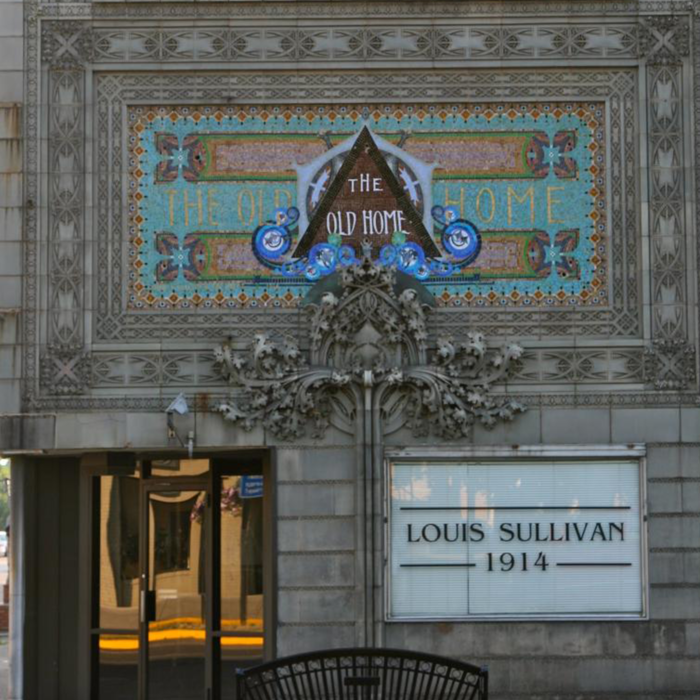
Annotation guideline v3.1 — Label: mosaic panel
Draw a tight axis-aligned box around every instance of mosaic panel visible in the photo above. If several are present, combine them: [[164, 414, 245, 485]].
[[128, 103, 606, 310]]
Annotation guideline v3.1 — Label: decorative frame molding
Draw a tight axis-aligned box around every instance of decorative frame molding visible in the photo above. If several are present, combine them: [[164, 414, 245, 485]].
[[93, 69, 638, 343], [22, 3, 698, 410]]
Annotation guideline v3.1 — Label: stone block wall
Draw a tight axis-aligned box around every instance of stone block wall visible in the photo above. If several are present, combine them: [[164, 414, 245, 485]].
[[1, 0, 700, 697], [275, 447, 361, 653], [0, 0, 22, 415], [381, 406, 700, 697]]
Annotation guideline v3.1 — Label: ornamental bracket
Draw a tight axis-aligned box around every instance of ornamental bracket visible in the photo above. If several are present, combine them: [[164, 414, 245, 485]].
[[214, 247, 525, 440]]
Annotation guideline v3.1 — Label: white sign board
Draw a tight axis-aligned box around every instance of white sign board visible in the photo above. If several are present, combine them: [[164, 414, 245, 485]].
[[388, 460, 645, 619]]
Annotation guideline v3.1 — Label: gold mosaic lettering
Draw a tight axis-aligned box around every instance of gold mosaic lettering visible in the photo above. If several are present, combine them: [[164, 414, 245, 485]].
[[207, 186, 221, 227], [507, 186, 535, 226], [444, 186, 465, 217], [238, 189, 256, 227], [476, 187, 496, 224], [274, 188, 292, 210], [183, 189, 203, 227], [547, 186, 565, 224], [166, 189, 177, 227]]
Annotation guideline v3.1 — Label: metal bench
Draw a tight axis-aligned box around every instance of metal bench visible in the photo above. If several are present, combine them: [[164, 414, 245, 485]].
[[237, 648, 488, 700]]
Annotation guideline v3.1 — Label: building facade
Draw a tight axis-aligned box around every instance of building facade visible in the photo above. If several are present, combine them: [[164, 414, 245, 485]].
[[1, 0, 700, 698]]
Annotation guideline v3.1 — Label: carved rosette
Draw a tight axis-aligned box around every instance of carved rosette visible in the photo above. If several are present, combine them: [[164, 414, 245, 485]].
[[40, 344, 92, 396], [643, 339, 697, 390], [42, 21, 94, 69], [214, 250, 525, 440], [639, 15, 690, 66]]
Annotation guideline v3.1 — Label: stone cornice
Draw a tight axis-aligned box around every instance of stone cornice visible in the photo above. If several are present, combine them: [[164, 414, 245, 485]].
[[33, 0, 696, 21]]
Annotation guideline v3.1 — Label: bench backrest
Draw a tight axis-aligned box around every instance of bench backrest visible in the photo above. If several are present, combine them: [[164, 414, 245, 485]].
[[237, 648, 488, 700]]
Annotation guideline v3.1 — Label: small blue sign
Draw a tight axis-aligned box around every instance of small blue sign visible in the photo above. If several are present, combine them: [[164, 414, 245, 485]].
[[240, 475, 264, 498]]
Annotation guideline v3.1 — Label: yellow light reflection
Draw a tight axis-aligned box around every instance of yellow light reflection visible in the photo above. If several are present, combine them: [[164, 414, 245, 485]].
[[147, 617, 262, 631], [99, 616, 264, 650], [99, 634, 264, 651]]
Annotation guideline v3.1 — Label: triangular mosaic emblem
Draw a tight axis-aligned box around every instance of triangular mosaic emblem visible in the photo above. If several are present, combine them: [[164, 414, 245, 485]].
[[293, 127, 440, 259]]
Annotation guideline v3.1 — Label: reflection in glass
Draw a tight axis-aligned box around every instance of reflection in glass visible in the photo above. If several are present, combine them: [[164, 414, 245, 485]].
[[220, 476, 265, 697], [148, 490, 206, 700], [98, 635, 138, 700], [220, 476, 264, 632], [150, 459, 210, 478], [99, 476, 140, 631], [220, 641, 265, 700]]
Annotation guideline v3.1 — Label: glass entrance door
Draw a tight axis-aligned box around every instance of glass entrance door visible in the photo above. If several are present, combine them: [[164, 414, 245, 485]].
[[142, 483, 208, 700], [216, 474, 266, 699], [91, 457, 270, 700]]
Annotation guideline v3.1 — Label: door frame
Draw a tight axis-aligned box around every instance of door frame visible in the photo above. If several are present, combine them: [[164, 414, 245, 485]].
[[84, 449, 276, 700]]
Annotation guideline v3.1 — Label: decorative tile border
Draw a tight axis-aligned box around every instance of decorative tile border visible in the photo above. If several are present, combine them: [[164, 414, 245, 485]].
[[93, 69, 638, 342], [127, 102, 605, 310]]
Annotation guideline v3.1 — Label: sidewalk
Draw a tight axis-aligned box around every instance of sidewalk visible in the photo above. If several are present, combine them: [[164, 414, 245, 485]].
[[0, 633, 7, 699]]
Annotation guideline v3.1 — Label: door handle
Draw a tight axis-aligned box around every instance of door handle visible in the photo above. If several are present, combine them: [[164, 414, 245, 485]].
[[141, 590, 156, 623]]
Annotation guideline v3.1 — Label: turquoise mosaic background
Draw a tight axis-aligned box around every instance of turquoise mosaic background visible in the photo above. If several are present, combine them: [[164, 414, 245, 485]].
[[127, 103, 605, 309]]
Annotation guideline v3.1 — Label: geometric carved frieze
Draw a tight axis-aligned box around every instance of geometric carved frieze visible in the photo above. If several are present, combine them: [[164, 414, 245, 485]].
[[645, 32, 689, 342], [513, 348, 646, 384], [89, 24, 640, 64], [81, 1, 692, 19], [37, 21, 91, 406], [49, 67, 85, 349], [91, 351, 220, 387], [89, 347, 648, 388]]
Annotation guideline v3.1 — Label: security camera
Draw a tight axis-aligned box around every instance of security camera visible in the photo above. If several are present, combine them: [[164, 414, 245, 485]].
[[166, 393, 191, 449], [166, 393, 189, 416]]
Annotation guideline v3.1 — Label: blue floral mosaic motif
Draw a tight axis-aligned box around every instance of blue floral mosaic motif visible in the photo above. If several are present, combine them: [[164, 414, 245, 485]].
[[128, 103, 605, 309]]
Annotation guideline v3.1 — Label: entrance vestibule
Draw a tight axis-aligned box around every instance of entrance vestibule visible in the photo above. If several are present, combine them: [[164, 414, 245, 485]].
[[90, 455, 272, 700]]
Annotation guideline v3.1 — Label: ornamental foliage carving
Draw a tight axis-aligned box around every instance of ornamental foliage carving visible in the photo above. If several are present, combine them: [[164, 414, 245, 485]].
[[215, 335, 350, 441], [214, 249, 524, 440]]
